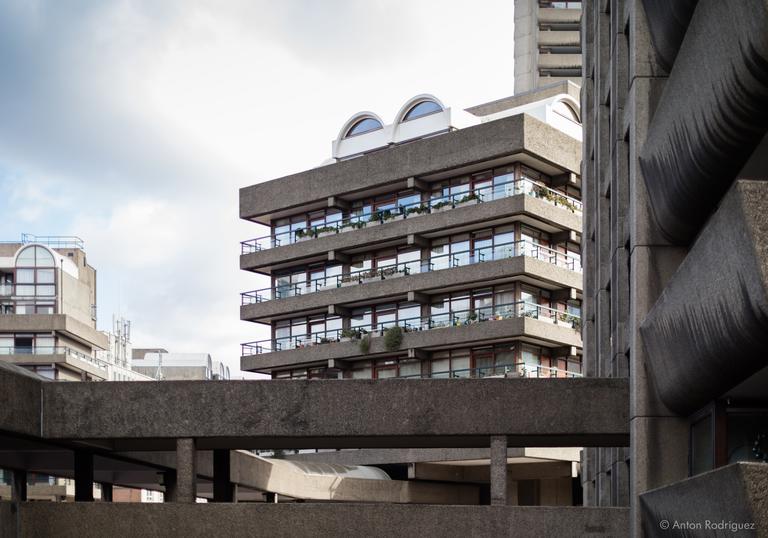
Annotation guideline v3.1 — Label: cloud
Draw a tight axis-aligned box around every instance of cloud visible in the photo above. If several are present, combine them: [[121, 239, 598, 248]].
[[0, 0, 514, 376]]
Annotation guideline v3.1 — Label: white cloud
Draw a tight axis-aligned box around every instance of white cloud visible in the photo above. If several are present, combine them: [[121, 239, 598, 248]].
[[0, 0, 514, 375]]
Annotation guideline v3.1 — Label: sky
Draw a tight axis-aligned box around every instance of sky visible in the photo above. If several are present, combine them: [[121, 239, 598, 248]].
[[0, 0, 515, 378]]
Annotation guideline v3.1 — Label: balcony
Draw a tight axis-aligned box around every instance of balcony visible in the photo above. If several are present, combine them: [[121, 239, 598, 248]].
[[241, 302, 581, 372], [241, 178, 582, 255], [0, 345, 109, 378], [241, 240, 582, 322]]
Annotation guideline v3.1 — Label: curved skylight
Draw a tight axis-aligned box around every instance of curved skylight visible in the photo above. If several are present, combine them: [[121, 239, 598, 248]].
[[345, 118, 383, 137], [402, 100, 443, 121]]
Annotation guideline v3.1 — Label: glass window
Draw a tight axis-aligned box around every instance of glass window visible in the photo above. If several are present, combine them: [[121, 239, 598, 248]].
[[16, 269, 34, 284], [36, 285, 55, 297], [403, 100, 442, 121], [37, 269, 55, 284], [16, 285, 35, 296], [35, 247, 54, 267], [399, 359, 421, 378], [346, 118, 383, 137], [16, 247, 36, 266], [431, 358, 450, 378]]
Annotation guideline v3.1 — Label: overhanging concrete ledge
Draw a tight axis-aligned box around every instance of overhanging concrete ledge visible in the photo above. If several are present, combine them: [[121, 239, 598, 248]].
[[37, 377, 627, 450], [640, 463, 768, 538], [7, 503, 630, 537], [640, 181, 768, 415]]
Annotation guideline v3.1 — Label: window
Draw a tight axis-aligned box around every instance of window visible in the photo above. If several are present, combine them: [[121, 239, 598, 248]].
[[403, 100, 442, 121], [345, 118, 383, 137]]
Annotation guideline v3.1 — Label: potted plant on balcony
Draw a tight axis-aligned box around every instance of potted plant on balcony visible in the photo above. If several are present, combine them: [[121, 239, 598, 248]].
[[405, 204, 430, 217], [316, 225, 338, 238], [295, 228, 312, 242], [383, 326, 403, 352], [361, 269, 382, 284], [366, 213, 382, 228], [432, 200, 452, 212], [339, 328, 357, 343], [455, 193, 480, 208], [359, 334, 371, 354], [340, 274, 360, 287]]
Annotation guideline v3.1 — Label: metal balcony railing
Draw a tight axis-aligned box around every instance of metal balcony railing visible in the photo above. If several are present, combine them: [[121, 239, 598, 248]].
[[240, 177, 582, 254], [241, 301, 581, 356], [241, 239, 581, 305], [0, 346, 108, 371], [399, 362, 582, 379]]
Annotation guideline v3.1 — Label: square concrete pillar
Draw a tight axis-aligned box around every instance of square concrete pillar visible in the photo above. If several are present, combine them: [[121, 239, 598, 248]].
[[175, 438, 197, 503], [12, 469, 27, 502], [490, 435, 508, 506], [213, 449, 234, 502], [74, 450, 94, 502]]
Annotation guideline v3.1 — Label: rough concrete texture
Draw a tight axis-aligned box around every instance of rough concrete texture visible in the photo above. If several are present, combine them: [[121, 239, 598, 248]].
[[640, 181, 768, 415], [242, 256, 582, 322], [0, 314, 109, 350], [639, 0, 768, 244], [285, 447, 537, 466], [240, 114, 581, 221], [36, 376, 628, 449], [466, 81, 581, 117], [242, 316, 582, 372], [0, 361, 43, 438], [241, 194, 581, 272], [9, 503, 630, 538], [640, 0, 698, 72], [640, 463, 768, 538]]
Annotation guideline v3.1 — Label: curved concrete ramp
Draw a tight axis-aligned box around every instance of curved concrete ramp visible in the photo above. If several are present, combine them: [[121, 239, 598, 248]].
[[237, 453, 479, 504]]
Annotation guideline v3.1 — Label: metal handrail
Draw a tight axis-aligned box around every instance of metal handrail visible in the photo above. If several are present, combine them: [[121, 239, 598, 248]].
[[241, 239, 581, 304], [0, 346, 108, 370], [241, 301, 581, 355], [399, 362, 582, 379], [240, 177, 582, 254]]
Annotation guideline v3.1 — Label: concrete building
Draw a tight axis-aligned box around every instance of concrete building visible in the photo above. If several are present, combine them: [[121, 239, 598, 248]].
[[0, 235, 111, 381], [581, 0, 768, 535], [238, 87, 585, 504], [514, 0, 582, 94], [132, 351, 231, 381]]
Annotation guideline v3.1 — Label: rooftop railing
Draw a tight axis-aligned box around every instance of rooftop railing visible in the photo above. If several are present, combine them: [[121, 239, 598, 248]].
[[0, 346, 109, 371], [242, 239, 581, 305], [240, 177, 582, 254], [241, 301, 581, 355]]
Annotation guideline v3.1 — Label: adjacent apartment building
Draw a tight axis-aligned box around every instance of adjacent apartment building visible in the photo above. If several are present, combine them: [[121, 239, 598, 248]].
[[582, 0, 768, 534], [514, 0, 582, 94], [238, 84, 585, 504]]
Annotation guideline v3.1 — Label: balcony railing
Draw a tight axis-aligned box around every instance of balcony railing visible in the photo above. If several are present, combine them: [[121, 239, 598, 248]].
[[242, 239, 581, 305], [241, 301, 581, 355], [0, 346, 109, 371], [400, 362, 582, 379], [240, 178, 582, 254]]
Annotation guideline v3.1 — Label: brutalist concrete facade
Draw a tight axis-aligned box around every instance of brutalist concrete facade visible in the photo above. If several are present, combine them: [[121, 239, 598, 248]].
[[581, 0, 768, 535], [514, 0, 583, 94]]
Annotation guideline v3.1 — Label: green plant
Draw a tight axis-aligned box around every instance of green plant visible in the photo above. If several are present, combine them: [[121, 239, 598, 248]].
[[368, 213, 381, 223], [432, 200, 452, 210], [359, 334, 371, 354], [383, 326, 403, 351], [295, 228, 310, 238], [457, 193, 479, 204], [315, 226, 337, 235], [379, 209, 394, 221], [406, 204, 429, 216]]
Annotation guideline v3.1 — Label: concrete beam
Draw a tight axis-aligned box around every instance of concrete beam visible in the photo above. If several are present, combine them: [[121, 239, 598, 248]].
[[407, 291, 430, 304], [9, 503, 631, 537], [407, 177, 429, 191], [0, 361, 43, 438], [640, 181, 768, 414], [551, 172, 578, 188], [327, 305, 350, 317], [409, 461, 573, 483], [550, 230, 579, 245], [327, 250, 350, 264], [640, 0, 698, 72], [550, 288, 577, 302], [407, 233, 430, 248], [407, 349, 431, 361], [327, 196, 350, 211], [37, 377, 628, 450], [639, 0, 768, 244]]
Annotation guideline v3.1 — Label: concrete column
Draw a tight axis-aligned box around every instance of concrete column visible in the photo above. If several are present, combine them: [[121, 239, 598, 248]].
[[213, 449, 233, 502], [490, 435, 508, 506], [101, 483, 113, 502], [74, 450, 94, 502], [11, 469, 27, 502], [175, 438, 196, 503]]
